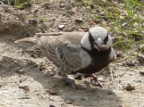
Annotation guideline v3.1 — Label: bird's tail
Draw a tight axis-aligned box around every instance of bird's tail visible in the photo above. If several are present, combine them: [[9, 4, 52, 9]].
[[15, 36, 37, 44], [15, 32, 64, 44]]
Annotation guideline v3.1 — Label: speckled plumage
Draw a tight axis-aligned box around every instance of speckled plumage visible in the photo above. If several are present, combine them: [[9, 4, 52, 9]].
[[36, 32, 85, 73]]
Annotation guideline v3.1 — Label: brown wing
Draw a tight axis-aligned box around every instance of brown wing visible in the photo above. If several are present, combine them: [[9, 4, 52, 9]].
[[38, 32, 86, 73], [15, 32, 86, 73]]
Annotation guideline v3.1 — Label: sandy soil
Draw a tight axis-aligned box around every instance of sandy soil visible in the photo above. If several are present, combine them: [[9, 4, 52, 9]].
[[0, 0, 144, 107]]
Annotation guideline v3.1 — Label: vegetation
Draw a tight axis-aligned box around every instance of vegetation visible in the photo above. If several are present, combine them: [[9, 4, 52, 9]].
[[80, 0, 144, 61], [6, 0, 31, 9], [4, 0, 144, 61]]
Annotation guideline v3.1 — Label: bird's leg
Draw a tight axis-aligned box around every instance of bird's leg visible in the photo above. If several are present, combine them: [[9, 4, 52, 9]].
[[58, 73, 78, 89], [90, 74, 102, 88], [74, 73, 102, 88], [56, 68, 77, 89], [90, 66, 114, 88]]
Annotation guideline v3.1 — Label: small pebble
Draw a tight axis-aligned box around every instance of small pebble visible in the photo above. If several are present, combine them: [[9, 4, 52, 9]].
[[25, 3, 32, 8], [121, 22, 127, 27], [75, 18, 83, 23], [107, 91, 114, 95], [123, 61, 136, 66], [139, 44, 144, 51], [132, 33, 143, 41], [58, 25, 65, 30], [140, 71, 144, 76], [100, 11, 105, 16], [138, 55, 144, 64], [41, 2, 50, 9], [80, 98, 86, 100], [66, 99, 73, 104], [49, 105, 56, 107], [19, 86, 30, 92], [116, 51, 124, 58], [124, 84, 135, 91], [29, 19, 37, 25], [45, 89, 58, 95], [60, 3, 65, 7], [15, 68, 25, 74]]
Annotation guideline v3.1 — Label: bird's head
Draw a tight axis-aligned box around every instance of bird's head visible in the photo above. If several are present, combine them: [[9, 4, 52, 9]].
[[81, 27, 113, 51]]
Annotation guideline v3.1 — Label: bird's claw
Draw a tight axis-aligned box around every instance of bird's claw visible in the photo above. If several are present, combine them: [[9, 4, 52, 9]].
[[90, 74, 103, 88]]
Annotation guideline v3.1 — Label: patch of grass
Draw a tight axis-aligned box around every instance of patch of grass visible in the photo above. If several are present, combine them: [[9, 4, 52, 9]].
[[80, 0, 144, 62], [7, 0, 31, 9]]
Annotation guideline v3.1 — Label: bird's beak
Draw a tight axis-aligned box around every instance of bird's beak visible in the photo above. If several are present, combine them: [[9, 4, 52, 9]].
[[99, 44, 108, 51], [95, 37, 108, 51]]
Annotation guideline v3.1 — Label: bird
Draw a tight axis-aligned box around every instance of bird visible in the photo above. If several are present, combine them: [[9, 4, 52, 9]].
[[15, 26, 116, 89]]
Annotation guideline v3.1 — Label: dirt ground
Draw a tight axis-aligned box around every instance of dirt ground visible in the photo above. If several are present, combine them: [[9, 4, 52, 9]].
[[0, 0, 144, 107]]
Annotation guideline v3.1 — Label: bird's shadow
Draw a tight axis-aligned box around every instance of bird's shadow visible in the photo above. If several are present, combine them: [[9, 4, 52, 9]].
[[0, 54, 122, 107]]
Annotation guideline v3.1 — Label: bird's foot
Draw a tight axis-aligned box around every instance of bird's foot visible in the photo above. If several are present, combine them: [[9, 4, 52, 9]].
[[74, 73, 103, 88], [90, 74, 103, 88], [58, 73, 78, 90], [74, 73, 83, 80]]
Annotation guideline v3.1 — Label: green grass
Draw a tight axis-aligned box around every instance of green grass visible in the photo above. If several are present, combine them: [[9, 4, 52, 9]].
[[5, 0, 144, 62], [80, 0, 144, 62], [7, 0, 31, 9]]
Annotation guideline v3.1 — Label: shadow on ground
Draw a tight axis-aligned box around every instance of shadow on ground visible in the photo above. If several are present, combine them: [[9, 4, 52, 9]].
[[0, 52, 122, 107]]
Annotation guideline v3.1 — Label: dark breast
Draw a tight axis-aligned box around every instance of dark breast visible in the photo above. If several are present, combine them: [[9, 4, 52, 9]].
[[77, 48, 111, 74]]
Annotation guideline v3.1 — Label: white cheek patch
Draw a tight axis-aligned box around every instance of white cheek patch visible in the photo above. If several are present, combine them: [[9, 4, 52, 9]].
[[81, 33, 92, 50]]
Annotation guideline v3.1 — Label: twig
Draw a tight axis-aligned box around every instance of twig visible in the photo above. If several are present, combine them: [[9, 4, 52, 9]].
[[0, 1, 8, 6], [109, 65, 114, 81]]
